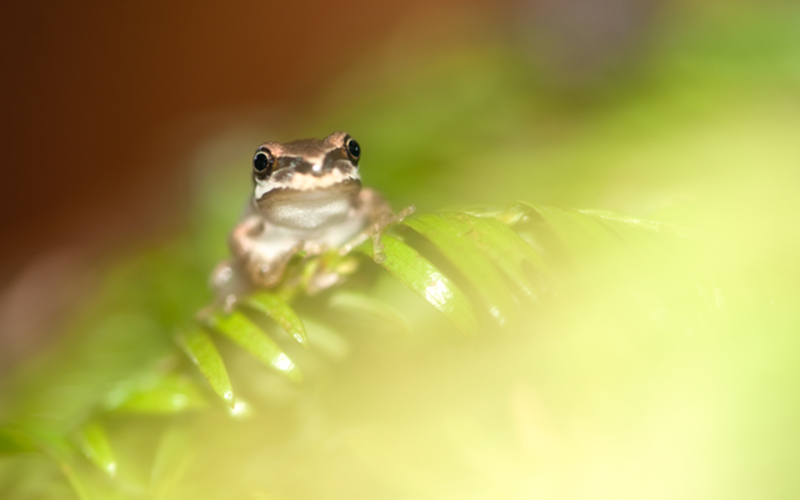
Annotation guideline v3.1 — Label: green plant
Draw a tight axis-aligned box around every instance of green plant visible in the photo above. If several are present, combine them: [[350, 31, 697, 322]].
[[0, 200, 710, 499]]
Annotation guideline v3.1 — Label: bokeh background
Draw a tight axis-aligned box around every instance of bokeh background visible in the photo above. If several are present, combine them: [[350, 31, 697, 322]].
[[0, 0, 668, 367], [2, 0, 800, 498]]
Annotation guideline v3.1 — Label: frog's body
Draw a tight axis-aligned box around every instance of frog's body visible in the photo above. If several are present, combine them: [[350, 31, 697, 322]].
[[211, 131, 398, 305]]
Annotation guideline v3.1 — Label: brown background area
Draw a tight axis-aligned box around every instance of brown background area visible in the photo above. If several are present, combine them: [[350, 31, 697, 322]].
[[0, 0, 470, 285]]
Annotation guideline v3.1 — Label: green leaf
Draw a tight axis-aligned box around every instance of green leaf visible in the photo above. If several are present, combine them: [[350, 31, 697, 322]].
[[508, 203, 620, 255], [56, 458, 94, 500], [437, 211, 552, 302], [302, 317, 350, 360], [33, 431, 97, 500], [175, 327, 235, 408], [203, 310, 303, 383], [244, 291, 308, 348], [502, 203, 696, 268], [403, 213, 518, 327], [327, 291, 411, 335], [487, 202, 692, 263], [359, 235, 478, 336], [74, 421, 117, 478], [577, 209, 696, 250], [104, 372, 207, 414], [578, 210, 687, 236], [149, 422, 194, 500]]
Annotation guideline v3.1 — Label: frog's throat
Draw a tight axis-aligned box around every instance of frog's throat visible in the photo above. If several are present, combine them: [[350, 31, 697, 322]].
[[256, 180, 362, 230], [254, 169, 361, 200]]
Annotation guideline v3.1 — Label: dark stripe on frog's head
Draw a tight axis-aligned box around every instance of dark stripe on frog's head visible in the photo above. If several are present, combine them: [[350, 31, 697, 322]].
[[272, 146, 352, 177]]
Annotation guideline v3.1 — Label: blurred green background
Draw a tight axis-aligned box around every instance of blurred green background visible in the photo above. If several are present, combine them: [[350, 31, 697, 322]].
[[2, 0, 800, 498]]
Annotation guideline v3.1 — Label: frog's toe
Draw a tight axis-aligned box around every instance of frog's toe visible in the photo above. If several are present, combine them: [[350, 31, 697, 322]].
[[371, 228, 387, 263], [222, 294, 238, 313], [395, 205, 416, 224]]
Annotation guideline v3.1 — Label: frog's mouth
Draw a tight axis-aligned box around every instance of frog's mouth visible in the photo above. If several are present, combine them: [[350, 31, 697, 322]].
[[257, 179, 361, 230]]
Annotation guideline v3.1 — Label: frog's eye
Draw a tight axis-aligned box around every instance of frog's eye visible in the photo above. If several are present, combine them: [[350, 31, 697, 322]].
[[253, 147, 274, 178], [346, 138, 361, 163]]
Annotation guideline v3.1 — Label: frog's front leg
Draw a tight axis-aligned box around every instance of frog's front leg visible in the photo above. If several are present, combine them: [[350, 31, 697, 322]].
[[229, 215, 304, 289], [357, 188, 415, 262]]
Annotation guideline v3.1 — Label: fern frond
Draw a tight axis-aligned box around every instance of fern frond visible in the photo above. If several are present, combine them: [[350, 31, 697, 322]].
[[0, 203, 725, 498], [172, 203, 692, 409]]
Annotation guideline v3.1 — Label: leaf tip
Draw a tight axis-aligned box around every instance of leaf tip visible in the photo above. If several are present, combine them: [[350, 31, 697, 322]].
[[106, 461, 117, 478], [222, 390, 236, 409], [228, 399, 254, 419], [271, 353, 303, 383], [293, 333, 310, 349]]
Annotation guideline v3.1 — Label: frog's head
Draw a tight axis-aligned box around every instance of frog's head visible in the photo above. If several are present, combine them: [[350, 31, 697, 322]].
[[251, 131, 363, 228], [252, 131, 361, 200]]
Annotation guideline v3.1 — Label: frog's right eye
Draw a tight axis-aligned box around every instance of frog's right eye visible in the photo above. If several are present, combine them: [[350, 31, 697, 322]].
[[253, 147, 274, 178]]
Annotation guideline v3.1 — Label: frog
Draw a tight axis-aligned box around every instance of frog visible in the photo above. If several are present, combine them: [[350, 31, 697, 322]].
[[210, 131, 411, 309]]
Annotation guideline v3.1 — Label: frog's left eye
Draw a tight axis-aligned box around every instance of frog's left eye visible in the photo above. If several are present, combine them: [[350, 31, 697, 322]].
[[253, 147, 274, 178], [346, 138, 361, 163]]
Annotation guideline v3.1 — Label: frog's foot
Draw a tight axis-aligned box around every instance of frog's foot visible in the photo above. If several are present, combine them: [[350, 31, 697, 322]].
[[249, 240, 306, 288], [205, 261, 248, 316], [371, 205, 415, 263], [195, 292, 238, 323], [306, 261, 356, 294]]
